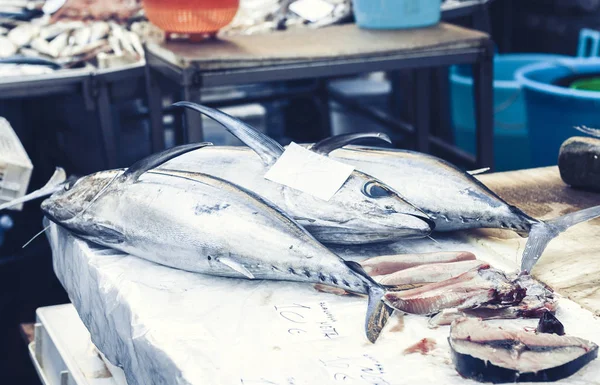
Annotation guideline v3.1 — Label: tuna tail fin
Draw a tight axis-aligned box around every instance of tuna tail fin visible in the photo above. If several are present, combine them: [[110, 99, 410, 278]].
[[344, 260, 394, 343], [521, 205, 600, 272]]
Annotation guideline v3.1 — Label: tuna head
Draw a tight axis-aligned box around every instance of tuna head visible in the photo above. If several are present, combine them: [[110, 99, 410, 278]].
[[288, 169, 434, 245], [41, 170, 122, 239]]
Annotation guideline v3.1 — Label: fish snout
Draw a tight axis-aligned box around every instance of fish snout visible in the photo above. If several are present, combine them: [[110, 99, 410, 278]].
[[391, 212, 434, 238]]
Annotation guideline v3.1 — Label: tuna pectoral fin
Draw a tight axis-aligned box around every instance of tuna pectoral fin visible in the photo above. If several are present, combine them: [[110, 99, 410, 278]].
[[344, 261, 393, 343], [173, 101, 285, 166], [521, 205, 600, 272], [310, 133, 391, 156], [218, 257, 255, 279]]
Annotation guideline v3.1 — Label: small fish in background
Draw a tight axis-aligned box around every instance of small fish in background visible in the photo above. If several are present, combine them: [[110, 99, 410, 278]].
[[0, 0, 150, 75], [0, 35, 17, 57]]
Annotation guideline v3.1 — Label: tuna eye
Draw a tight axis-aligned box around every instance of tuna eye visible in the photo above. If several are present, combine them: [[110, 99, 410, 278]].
[[362, 181, 391, 198]]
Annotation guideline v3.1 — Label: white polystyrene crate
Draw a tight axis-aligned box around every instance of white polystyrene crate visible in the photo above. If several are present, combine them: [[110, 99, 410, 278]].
[[30, 304, 122, 385], [0, 117, 33, 210]]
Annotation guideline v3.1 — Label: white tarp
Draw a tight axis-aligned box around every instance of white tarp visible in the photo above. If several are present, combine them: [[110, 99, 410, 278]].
[[47, 221, 600, 385]]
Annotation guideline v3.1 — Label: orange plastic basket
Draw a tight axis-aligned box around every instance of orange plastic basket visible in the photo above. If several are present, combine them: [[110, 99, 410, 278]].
[[143, 0, 240, 36]]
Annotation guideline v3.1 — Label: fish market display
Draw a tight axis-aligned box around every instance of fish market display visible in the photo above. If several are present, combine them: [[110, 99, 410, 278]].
[[40, 143, 395, 343], [0, 11, 148, 75], [164, 102, 433, 245], [449, 317, 598, 382], [221, 0, 352, 36], [159, 105, 600, 270]]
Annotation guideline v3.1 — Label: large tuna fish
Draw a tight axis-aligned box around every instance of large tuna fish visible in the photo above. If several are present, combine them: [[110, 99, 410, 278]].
[[40, 143, 394, 343], [166, 102, 433, 245]]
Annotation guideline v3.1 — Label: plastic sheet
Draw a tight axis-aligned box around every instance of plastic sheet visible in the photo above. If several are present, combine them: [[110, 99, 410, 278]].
[[47, 221, 600, 385]]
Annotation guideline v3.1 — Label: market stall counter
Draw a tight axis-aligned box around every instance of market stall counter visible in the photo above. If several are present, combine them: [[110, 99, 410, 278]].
[[39, 166, 600, 385]]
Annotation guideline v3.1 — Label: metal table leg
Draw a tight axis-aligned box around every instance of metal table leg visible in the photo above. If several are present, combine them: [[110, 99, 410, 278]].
[[96, 80, 119, 169], [145, 64, 166, 152], [413, 68, 431, 153], [315, 79, 332, 138], [473, 41, 495, 170], [183, 86, 204, 143]]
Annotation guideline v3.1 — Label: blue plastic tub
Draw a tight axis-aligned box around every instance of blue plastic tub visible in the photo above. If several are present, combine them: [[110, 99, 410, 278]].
[[516, 58, 600, 167], [353, 0, 441, 29], [450, 54, 568, 171]]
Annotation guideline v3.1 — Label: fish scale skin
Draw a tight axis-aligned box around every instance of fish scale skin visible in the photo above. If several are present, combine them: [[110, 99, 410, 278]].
[[161, 147, 432, 244], [329, 146, 539, 233], [41, 169, 370, 295]]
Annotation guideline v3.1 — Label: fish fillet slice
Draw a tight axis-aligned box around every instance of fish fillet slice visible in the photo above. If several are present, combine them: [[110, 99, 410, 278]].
[[375, 260, 487, 286], [361, 251, 476, 276]]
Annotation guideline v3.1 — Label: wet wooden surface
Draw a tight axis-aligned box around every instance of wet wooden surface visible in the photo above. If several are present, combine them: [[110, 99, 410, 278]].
[[146, 22, 488, 71], [477, 166, 600, 315]]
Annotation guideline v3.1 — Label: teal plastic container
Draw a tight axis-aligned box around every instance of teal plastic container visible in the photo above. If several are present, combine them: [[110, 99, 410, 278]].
[[450, 54, 568, 171], [516, 58, 600, 167], [353, 0, 441, 29]]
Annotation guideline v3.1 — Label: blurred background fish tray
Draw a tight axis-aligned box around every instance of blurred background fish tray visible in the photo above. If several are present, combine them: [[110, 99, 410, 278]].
[[0, 117, 32, 210]]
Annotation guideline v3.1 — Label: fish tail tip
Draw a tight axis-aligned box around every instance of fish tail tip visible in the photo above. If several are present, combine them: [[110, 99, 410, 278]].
[[365, 286, 394, 343]]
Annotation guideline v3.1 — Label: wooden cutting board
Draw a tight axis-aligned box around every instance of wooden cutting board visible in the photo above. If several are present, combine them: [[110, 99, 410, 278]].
[[475, 166, 600, 315]]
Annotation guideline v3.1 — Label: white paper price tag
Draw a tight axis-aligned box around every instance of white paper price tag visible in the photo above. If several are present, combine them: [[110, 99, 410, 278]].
[[289, 0, 335, 22], [264, 142, 354, 201]]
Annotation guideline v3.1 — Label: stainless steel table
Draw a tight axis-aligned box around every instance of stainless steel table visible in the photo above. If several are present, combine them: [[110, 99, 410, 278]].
[[145, 22, 494, 169]]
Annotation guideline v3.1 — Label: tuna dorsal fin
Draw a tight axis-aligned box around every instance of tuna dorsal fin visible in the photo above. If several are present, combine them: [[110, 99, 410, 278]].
[[575, 125, 600, 138], [310, 133, 391, 155], [121, 142, 213, 183], [218, 257, 255, 279], [173, 101, 284, 165]]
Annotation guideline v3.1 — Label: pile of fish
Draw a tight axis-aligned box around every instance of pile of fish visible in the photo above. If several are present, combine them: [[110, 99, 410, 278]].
[[5, 102, 600, 380], [0, 17, 146, 74], [221, 0, 352, 36]]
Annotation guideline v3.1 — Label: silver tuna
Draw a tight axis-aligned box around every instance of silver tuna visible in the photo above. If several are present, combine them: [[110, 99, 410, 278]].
[[40, 143, 394, 343], [320, 140, 600, 272], [165, 102, 434, 245]]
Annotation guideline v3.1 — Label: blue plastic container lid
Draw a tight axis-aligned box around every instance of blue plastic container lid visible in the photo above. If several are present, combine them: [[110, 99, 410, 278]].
[[451, 54, 569, 89], [516, 57, 600, 100]]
